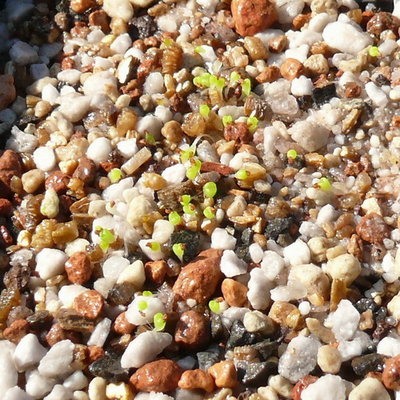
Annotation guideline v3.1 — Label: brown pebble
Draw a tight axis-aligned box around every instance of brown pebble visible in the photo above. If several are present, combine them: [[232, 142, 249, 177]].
[[292, 13, 311, 30], [70, 0, 95, 13], [65, 252, 92, 285], [367, 12, 400, 36], [73, 290, 104, 320], [200, 162, 234, 176], [224, 122, 251, 144], [175, 310, 210, 351], [356, 212, 390, 245], [72, 157, 97, 185], [208, 361, 238, 388], [382, 355, 400, 390], [231, 0, 277, 37], [0, 150, 22, 187], [89, 10, 110, 32], [145, 260, 168, 285], [61, 57, 75, 70], [113, 312, 135, 335], [87, 345, 105, 363], [46, 323, 80, 346], [3, 319, 29, 344], [344, 82, 362, 98], [268, 35, 288, 53], [280, 58, 304, 81], [256, 65, 281, 83], [221, 278, 248, 307], [172, 249, 222, 304], [178, 369, 215, 392], [0, 75, 16, 111], [45, 171, 70, 194], [310, 41, 331, 57], [0, 198, 12, 216], [130, 359, 182, 393]]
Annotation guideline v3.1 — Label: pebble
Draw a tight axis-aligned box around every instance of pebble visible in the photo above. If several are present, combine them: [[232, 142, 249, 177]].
[[322, 21, 373, 55], [125, 295, 165, 325], [178, 370, 215, 392], [143, 72, 164, 95], [44, 384, 72, 400], [86, 137, 112, 165], [65, 252, 92, 285], [113, 312, 135, 335], [291, 76, 313, 96], [26, 369, 56, 399], [71, 0, 96, 13], [278, 335, 321, 383], [58, 69, 81, 85], [145, 260, 167, 285], [280, 58, 304, 81], [348, 377, 390, 400], [301, 374, 346, 400], [317, 345, 342, 374], [14, 333, 47, 371], [129, 359, 182, 393], [288, 120, 329, 152], [211, 228, 237, 250], [0, 75, 16, 110], [221, 278, 248, 307], [88, 377, 106, 400], [173, 249, 222, 303], [73, 290, 104, 320], [35, 248, 68, 280], [283, 239, 311, 266], [4, 387, 32, 400], [64, 371, 89, 391], [356, 213, 390, 245], [110, 33, 132, 54], [33, 146, 56, 172], [220, 249, 247, 277], [261, 250, 285, 280], [208, 361, 238, 388], [121, 331, 172, 368], [58, 285, 88, 308], [365, 82, 389, 108], [87, 317, 111, 347], [326, 253, 361, 286], [59, 93, 91, 123], [243, 310, 275, 335], [83, 71, 118, 98], [175, 310, 210, 350], [9, 41, 39, 65], [117, 139, 138, 159], [102, 256, 130, 284], [231, 0, 277, 36], [247, 268, 272, 310], [103, 0, 134, 22], [0, 341, 17, 394], [331, 299, 360, 341], [38, 340, 74, 378]]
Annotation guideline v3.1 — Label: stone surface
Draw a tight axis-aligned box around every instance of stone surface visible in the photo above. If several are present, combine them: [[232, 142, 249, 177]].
[[348, 377, 390, 400], [173, 249, 222, 303], [38, 340, 74, 378], [178, 369, 215, 392], [208, 361, 238, 388], [0, 341, 17, 394], [0, 75, 16, 111], [65, 252, 92, 285], [73, 290, 104, 320], [130, 359, 183, 393], [14, 333, 47, 371], [175, 310, 210, 351]]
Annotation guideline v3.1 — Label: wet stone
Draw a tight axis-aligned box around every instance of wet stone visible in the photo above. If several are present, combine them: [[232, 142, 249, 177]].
[[197, 351, 221, 371], [236, 359, 278, 387], [89, 353, 130, 382], [226, 320, 260, 350], [312, 84, 337, 106], [351, 353, 386, 376], [108, 282, 136, 306], [171, 230, 200, 263], [175, 310, 210, 351]]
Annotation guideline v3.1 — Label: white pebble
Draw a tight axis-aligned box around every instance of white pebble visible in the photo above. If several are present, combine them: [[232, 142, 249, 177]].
[[247, 268, 272, 310], [38, 340, 74, 378], [288, 120, 329, 152], [211, 228, 236, 250], [117, 260, 146, 288], [137, 115, 163, 137], [152, 220, 174, 243], [135, 392, 174, 400], [322, 21, 373, 55], [14, 333, 47, 371], [4, 387, 32, 400], [58, 285, 88, 308], [249, 243, 263, 263], [365, 81, 389, 107], [283, 239, 310, 266], [87, 318, 111, 347], [220, 250, 247, 277], [138, 239, 164, 261], [0, 341, 17, 394], [317, 204, 338, 225], [298, 301, 311, 315], [64, 371, 88, 391], [144, 72, 164, 95], [44, 384, 72, 400], [291, 76, 313, 96], [377, 336, 400, 357], [331, 299, 360, 341], [261, 251, 285, 280], [117, 138, 138, 159], [26, 369, 56, 398], [102, 256, 130, 284], [275, 0, 304, 23], [125, 295, 165, 325], [154, 105, 173, 123], [161, 164, 186, 184], [33, 146, 56, 172], [121, 331, 172, 368], [349, 377, 390, 400], [86, 137, 112, 164], [42, 83, 59, 105], [103, 0, 133, 22], [58, 93, 91, 123], [301, 375, 346, 400], [35, 248, 67, 280], [57, 69, 81, 85], [110, 33, 132, 54]]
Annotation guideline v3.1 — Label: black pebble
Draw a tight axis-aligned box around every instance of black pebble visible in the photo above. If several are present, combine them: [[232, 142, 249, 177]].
[[312, 84, 337, 106]]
